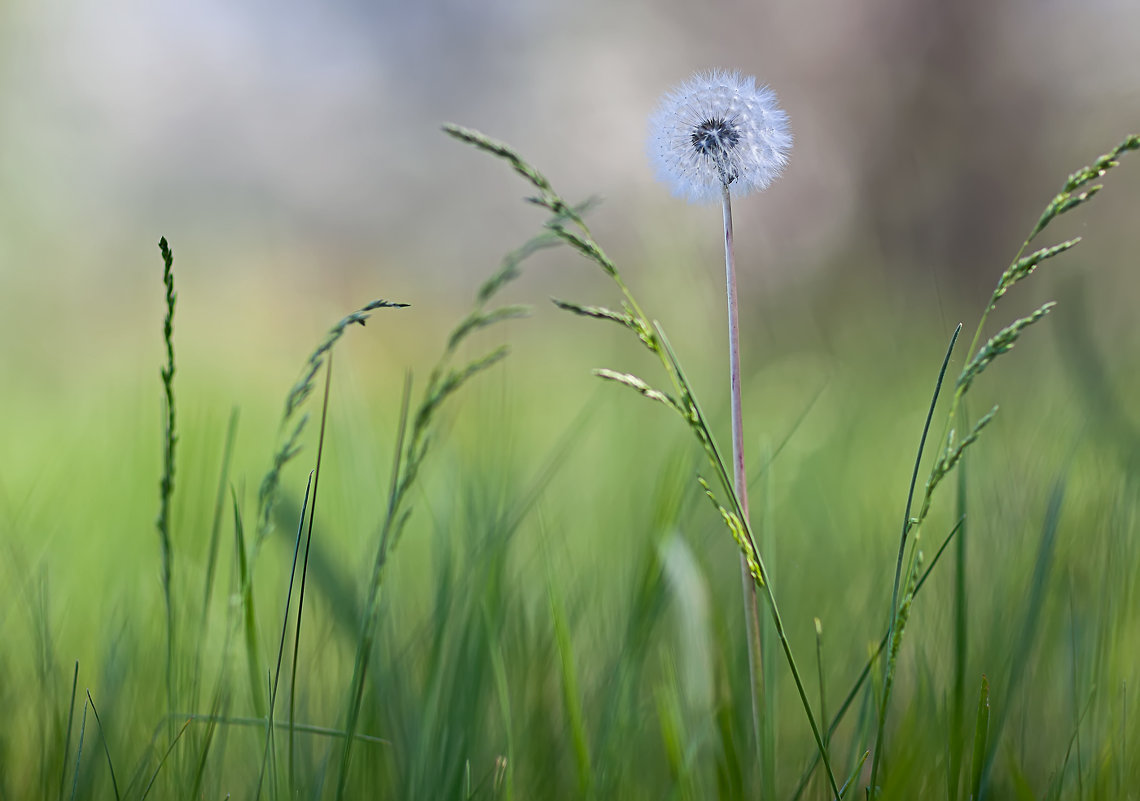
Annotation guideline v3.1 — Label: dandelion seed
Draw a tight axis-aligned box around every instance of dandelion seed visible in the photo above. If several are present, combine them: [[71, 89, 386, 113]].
[[648, 70, 791, 204]]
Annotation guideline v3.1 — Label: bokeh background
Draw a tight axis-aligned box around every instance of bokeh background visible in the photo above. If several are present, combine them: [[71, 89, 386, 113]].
[[2, 0, 1139, 797]]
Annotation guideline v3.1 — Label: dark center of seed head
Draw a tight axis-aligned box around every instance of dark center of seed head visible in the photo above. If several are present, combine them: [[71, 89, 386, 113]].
[[691, 118, 741, 184], [691, 118, 740, 156]]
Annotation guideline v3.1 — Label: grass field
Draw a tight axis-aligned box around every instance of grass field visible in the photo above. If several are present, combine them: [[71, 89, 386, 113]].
[[2, 132, 1139, 800]]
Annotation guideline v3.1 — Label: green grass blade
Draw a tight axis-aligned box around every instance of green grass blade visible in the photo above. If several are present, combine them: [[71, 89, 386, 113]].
[[85, 690, 121, 801], [255, 469, 314, 800], [232, 489, 266, 718], [334, 373, 412, 800], [57, 661, 78, 801], [201, 407, 240, 628], [978, 475, 1067, 799], [290, 350, 336, 796], [968, 675, 990, 801], [550, 584, 592, 798], [138, 718, 191, 801], [838, 749, 869, 799], [870, 322, 962, 793], [67, 699, 88, 801]]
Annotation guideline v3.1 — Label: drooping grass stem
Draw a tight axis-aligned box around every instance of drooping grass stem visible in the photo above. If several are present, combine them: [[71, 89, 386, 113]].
[[722, 184, 767, 784]]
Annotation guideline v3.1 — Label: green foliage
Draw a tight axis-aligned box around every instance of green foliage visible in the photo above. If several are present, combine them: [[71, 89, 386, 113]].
[[2, 131, 1138, 801]]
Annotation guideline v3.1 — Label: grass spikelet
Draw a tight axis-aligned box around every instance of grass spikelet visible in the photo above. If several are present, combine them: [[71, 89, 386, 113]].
[[957, 303, 1056, 396], [592, 369, 680, 411], [991, 239, 1080, 307], [257, 298, 408, 551], [1027, 134, 1139, 242]]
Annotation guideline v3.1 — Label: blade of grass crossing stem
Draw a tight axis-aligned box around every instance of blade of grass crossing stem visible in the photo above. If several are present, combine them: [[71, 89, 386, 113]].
[[255, 470, 315, 800], [969, 675, 990, 801], [870, 323, 962, 793], [334, 373, 413, 800], [291, 352, 336, 796], [86, 690, 121, 801], [950, 407, 969, 801], [978, 476, 1066, 799], [551, 584, 592, 798], [232, 489, 267, 717], [58, 661, 78, 801]]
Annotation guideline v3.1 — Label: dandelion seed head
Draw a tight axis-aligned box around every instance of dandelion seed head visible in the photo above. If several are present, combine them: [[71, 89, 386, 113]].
[[648, 70, 792, 204]]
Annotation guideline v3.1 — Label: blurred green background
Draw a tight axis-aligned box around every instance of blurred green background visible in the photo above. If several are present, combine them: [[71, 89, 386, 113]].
[[1, 0, 1138, 798]]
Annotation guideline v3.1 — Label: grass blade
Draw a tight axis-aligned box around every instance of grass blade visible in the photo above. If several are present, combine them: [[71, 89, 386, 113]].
[[551, 583, 592, 797], [968, 675, 990, 801], [870, 323, 961, 793], [86, 690, 121, 801], [57, 661, 79, 801], [232, 489, 266, 718], [67, 699, 88, 801], [290, 350, 336, 795]]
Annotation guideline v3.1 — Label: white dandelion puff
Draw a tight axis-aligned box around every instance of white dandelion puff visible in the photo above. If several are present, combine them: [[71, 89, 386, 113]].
[[648, 70, 792, 204]]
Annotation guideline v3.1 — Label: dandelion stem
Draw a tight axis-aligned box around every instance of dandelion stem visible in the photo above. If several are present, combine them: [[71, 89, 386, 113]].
[[723, 183, 767, 783]]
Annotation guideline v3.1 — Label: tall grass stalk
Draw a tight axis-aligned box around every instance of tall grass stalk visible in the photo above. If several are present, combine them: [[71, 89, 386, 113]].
[[255, 469, 314, 799], [289, 352, 336, 794], [868, 134, 1138, 793], [156, 236, 178, 732]]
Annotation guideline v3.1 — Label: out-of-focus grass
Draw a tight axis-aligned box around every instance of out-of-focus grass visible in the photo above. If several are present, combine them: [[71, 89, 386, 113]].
[[1, 207, 1139, 799]]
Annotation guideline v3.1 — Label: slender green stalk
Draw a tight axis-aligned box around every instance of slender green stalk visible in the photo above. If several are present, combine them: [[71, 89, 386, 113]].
[[68, 700, 88, 801], [721, 183, 767, 786], [57, 661, 79, 801], [290, 352, 335, 795], [254, 470, 314, 800], [156, 236, 178, 735], [869, 324, 961, 791], [949, 408, 969, 801], [86, 690, 121, 801]]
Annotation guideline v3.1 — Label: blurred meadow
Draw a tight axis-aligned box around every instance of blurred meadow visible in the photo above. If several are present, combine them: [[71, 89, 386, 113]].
[[1, 0, 1139, 798]]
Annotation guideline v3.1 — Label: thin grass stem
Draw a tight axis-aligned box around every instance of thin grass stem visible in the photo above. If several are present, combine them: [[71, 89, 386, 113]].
[[254, 470, 314, 800], [57, 661, 79, 801], [290, 352, 335, 795], [86, 690, 121, 801]]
